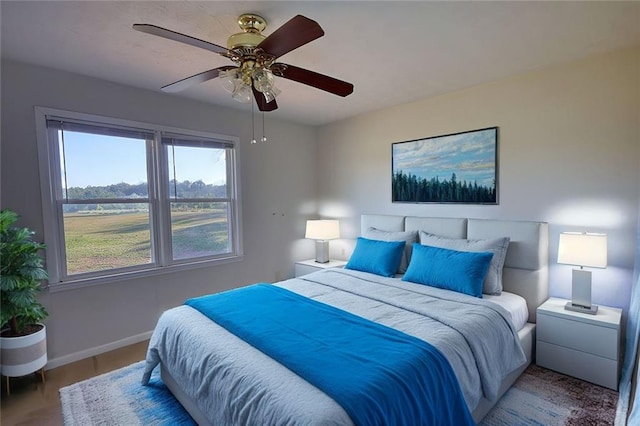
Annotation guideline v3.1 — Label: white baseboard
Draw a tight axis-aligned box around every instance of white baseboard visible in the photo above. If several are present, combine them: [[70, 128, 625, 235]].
[[45, 330, 153, 370]]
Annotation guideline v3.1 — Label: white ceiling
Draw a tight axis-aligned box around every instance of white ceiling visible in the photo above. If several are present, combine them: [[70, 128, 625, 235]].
[[2, 1, 639, 126]]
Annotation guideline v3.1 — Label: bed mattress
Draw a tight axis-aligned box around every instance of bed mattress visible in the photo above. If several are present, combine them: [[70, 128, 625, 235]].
[[143, 268, 528, 425], [483, 291, 529, 331]]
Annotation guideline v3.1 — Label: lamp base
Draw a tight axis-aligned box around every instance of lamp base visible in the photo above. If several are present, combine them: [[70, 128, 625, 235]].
[[571, 268, 593, 310], [314, 240, 330, 264], [565, 301, 598, 315]]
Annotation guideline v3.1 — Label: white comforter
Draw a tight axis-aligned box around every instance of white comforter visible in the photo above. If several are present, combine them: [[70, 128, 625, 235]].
[[142, 269, 526, 425]]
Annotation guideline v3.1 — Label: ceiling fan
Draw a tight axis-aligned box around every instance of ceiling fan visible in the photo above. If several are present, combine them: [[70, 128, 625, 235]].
[[133, 14, 354, 112]]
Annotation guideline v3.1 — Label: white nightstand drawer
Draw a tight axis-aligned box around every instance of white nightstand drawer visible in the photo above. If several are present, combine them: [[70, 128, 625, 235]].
[[537, 313, 618, 360], [537, 341, 618, 389], [295, 263, 321, 277], [294, 259, 348, 277]]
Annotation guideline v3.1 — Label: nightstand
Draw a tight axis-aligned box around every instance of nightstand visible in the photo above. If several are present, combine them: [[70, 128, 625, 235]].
[[536, 297, 621, 390], [294, 259, 347, 277]]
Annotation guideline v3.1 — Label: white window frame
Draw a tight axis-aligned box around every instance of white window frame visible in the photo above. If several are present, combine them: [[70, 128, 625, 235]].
[[35, 106, 243, 292]]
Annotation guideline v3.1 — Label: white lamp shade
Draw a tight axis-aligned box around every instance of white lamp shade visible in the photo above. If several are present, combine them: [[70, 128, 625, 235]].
[[305, 220, 340, 240], [557, 232, 607, 268]]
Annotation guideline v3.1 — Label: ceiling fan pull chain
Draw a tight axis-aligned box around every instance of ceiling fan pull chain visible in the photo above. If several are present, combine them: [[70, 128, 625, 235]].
[[261, 112, 267, 143], [250, 95, 257, 144]]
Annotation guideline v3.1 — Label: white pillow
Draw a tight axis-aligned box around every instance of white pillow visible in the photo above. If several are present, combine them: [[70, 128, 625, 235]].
[[363, 228, 418, 274], [418, 231, 510, 295]]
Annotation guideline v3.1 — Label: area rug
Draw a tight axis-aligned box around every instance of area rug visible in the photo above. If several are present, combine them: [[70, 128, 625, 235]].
[[60, 361, 617, 425], [480, 364, 618, 425], [60, 361, 195, 425]]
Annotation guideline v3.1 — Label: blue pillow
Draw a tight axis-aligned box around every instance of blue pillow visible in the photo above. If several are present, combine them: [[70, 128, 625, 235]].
[[402, 243, 494, 298], [345, 237, 406, 277]]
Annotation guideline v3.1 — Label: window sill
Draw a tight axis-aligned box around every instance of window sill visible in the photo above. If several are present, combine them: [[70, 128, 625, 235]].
[[46, 254, 244, 293]]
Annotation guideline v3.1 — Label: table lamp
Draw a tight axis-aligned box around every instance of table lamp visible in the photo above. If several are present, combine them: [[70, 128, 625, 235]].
[[305, 220, 340, 263], [557, 232, 607, 314]]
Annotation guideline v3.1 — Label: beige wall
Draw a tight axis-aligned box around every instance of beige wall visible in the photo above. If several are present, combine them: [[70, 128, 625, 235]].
[[317, 46, 640, 314], [0, 60, 318, 366]]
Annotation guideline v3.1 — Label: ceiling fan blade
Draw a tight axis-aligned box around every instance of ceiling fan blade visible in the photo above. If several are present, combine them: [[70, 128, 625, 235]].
[[252, 86, 278, 111], [257, 15, 324, 59], [133, 24, 229, 55], [161, 66, 236, 93], [275, 64, 354, 97]]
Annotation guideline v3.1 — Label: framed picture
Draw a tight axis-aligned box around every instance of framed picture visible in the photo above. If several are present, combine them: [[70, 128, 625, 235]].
[[392, 127, 498, 204]]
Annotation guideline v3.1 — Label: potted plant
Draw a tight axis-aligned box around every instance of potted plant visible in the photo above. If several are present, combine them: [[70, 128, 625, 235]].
[[0, 209, 49, 385]]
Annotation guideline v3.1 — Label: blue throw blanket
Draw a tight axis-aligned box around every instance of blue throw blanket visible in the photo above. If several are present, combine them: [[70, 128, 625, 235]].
[[186, 284, 475, 426]]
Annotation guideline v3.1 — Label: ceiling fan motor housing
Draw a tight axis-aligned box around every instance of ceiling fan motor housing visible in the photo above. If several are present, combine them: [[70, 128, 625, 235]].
[[227, 14, 267, 49]]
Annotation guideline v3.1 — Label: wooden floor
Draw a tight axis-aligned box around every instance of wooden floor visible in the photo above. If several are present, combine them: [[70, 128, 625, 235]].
[[0, 340, 148, 426]]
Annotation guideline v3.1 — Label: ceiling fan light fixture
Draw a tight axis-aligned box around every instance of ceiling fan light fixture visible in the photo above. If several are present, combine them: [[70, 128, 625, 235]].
[[262, 85, 281, 103], [219, 69, 239, 93], [252, 68, 273, 92], [232, 83, 253, 103], [252, 68, 280, 102]]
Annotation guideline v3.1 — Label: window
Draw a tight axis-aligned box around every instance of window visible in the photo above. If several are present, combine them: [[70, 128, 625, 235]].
[[35, 107, 242, 290]]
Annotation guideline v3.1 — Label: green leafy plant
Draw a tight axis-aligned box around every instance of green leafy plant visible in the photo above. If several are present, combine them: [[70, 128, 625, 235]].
[[0, 209, 49, 336]]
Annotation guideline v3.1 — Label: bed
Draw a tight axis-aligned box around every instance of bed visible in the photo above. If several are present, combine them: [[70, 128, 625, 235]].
[[142, 215, 549, 424]]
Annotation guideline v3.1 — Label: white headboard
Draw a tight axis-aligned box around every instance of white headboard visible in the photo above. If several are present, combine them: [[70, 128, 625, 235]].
[[361, 215, 549, 323]]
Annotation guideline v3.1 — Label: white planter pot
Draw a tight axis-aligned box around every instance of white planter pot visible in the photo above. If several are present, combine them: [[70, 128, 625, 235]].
[[0, 324, 47, 377]]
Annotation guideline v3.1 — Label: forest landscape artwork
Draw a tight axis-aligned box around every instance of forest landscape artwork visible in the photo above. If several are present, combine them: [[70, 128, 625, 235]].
[[392, 127, 498, 204]]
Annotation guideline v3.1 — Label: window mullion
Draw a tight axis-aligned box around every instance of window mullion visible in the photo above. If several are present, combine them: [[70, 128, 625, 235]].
[[153, 131, 172, 266], [228, 147, 241, 256], [146, 135, 159, 267]]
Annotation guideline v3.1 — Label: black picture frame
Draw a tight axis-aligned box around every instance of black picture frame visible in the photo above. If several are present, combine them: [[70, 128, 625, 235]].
[[392, 127, 498, 204]]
